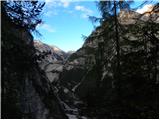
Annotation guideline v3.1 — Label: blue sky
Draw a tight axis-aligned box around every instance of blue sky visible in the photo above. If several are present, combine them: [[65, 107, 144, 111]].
[[34, 0, 100, 52], [34, 0, 158, 52]]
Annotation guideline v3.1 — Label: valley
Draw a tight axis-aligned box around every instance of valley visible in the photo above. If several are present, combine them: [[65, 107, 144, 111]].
[[2, 1, 159, 119]]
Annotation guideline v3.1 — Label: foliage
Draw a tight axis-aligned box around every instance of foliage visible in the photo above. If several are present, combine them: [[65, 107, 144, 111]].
[[2, 1, 45, 32], [81, 34, 88, 41], [82, 0, 159, 118]]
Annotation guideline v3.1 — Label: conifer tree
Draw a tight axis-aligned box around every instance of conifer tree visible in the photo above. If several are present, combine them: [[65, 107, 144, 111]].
[[96, 0, 132, 89], [2, 1, 45, 32]]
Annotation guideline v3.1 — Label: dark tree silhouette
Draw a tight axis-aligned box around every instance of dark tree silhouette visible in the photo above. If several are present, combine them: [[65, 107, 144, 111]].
[[2, 1, 45, 32], [93, 0, 133, 89]]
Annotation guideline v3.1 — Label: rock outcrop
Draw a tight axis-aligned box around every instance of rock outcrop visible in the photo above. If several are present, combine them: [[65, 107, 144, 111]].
[[59, 10, 159, 118], [2, 12, 67, 119], [33, 40, 66, 84], [33, 40, 87, 118]]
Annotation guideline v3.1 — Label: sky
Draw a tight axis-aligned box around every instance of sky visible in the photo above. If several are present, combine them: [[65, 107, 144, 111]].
[[34, 0, 158, 52]]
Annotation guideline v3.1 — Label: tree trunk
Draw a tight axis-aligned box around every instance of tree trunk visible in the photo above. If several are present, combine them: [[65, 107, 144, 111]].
[[114, 1, 121, 90]]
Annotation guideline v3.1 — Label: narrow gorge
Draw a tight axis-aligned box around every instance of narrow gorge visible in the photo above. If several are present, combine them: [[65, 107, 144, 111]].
[[2, 1, 159, 119]]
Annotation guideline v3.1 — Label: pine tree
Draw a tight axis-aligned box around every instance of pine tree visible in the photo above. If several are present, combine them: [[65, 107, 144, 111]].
[[2, 1, 45, 32], [96, 0, 133, 90]]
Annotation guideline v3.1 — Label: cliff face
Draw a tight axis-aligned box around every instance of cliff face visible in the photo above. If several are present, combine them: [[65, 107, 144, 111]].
[[33, 40, 67, 84], [58, 10, 159, 118], [2, 13, 67, 119], [34, 40, 67, 62], [33, 40, 88, 119]]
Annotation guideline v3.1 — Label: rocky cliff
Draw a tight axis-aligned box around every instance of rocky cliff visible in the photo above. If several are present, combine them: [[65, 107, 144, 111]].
[[33, 40, 87, 119], [58, 10, 159, 118], [2, 12, 67, 119], [33, 40, 67, 83]]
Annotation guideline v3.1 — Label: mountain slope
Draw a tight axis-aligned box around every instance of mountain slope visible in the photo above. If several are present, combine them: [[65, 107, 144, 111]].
[[59, 9, 159, 118], [33, 40, 68, 83]]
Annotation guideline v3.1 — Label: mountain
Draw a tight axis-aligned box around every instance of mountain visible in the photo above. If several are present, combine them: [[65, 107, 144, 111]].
[[33, 40, 86, 118], [33, 40, 75, 84], [34, 40, 67, 62], [33, 40, 66, 84], [33, 40, 87, 118], [29, 9, 159, 119], [57, 9, 159, 118], [2, 4, 159, 119]]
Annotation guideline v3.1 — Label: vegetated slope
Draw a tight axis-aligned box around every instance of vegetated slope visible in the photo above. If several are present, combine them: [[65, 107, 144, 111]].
[[59, 9, 159, 118], [1, 11, 67, 119]]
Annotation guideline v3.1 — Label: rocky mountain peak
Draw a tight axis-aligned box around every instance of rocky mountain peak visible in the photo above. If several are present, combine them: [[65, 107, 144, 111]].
[[34, 40, 68, 63]]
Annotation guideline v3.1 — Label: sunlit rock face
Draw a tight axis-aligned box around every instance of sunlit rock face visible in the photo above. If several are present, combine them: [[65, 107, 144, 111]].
[[119, 6, 159, 24], [2, 14, 67, 118], [33, 40, 86, 93], [33, 41, 86, 118], [118, 10, 140, 24], [33, 40, 66, 83], [33, 40, 88, 118], [34, 40, 67, 62], [119, 4, 159, 26]]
